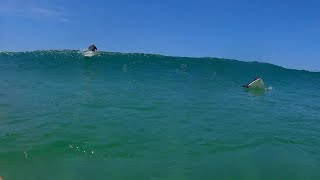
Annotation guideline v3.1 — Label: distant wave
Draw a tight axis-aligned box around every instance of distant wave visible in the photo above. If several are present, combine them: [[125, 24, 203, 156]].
[[0, 50, 319, 74]]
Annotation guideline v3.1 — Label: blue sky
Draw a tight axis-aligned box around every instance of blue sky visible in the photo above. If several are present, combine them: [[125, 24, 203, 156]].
[[0, 0, 319, 71]]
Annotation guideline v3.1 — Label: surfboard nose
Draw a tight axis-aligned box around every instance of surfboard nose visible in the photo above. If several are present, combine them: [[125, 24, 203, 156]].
[[243, 77, 265, 89]]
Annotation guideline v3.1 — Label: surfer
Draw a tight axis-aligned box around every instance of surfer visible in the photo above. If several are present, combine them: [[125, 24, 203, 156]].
[[87, 44, 97, 52]]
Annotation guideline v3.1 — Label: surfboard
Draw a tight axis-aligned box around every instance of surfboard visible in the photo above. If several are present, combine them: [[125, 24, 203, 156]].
[[243, 77, 265, 89], [83, 51, 96, 57]]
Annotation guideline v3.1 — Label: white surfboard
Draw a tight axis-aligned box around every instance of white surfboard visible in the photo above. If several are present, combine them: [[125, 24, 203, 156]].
[[243, 78, 265, 90], [83, 51, 96, 57]]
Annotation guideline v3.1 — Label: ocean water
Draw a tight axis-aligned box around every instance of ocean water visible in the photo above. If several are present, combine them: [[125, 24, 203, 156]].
[[0, 50, 319, 179]]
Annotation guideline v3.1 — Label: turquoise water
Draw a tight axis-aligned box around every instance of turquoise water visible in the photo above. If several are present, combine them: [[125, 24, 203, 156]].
[[0, 50, 319, 179]]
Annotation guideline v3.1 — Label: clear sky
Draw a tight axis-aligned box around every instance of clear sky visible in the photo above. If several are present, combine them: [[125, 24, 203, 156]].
[[0, 0, 319, 71]]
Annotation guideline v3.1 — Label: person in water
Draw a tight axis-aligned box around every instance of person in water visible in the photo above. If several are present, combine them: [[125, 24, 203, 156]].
[[88, 44, 97, 52]]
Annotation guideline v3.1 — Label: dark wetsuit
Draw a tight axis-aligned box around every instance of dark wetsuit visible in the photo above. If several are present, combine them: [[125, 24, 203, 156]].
[[88, 45, 97, 52]]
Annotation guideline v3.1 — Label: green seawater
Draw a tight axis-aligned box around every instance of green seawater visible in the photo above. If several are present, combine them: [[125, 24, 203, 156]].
[[0, 50, 319, 179]]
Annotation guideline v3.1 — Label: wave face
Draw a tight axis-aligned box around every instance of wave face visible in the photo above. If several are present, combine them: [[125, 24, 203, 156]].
[[0, 50, 320, 179]]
